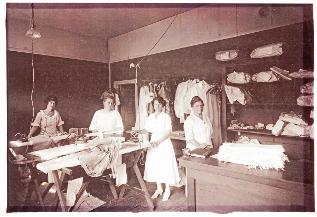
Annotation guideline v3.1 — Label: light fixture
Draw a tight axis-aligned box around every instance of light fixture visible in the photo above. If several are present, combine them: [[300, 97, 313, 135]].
[[25, 3, 41, 39], [130, 62, 140, 84]]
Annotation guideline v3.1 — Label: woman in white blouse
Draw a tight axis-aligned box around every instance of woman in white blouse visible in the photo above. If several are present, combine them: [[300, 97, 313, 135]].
[[142, 96, 180, 202], [89, 90, 124, 136], [184, 96, 213, 150]]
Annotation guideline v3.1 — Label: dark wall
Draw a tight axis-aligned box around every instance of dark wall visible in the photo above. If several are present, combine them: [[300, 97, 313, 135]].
[[7, 52, 109, 138], [111, 21, 313, 83], [111, 21, 313, 128]]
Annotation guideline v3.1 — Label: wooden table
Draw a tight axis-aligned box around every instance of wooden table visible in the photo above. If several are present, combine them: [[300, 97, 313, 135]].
[[179, 155, 314, 212], [35, 142, 154, 211]]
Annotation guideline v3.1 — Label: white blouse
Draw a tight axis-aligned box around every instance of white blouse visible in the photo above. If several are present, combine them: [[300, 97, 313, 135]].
[[89, 109, 124, 134], [184, 113, 213, 150]]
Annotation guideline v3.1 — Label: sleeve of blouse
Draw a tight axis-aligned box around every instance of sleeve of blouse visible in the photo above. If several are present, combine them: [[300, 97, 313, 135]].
[[56, 111, 64, 126], [115, 111, 124, 133], [89, 111, 98, 132], [184, 117, 194, 141], [165, 114, 172, 132], [144, 115, 152, 133], [31, 112, 42, 127]]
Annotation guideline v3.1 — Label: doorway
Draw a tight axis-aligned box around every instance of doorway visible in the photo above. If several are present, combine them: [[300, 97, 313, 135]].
[[114, 79, 137, 131]]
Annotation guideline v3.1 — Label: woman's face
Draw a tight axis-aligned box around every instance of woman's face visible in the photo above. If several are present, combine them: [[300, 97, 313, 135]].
[[192, 101, 204, 116], [46, 100, 56, 111], [153, 100, 163, 113], [103, 98, 114, 111]]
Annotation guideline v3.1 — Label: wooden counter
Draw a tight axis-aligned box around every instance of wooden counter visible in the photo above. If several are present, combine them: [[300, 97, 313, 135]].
[[179, 155, 314, 212]]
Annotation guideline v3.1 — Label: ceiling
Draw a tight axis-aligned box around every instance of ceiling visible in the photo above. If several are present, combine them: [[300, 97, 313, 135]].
[[7, 3, 204, 39]]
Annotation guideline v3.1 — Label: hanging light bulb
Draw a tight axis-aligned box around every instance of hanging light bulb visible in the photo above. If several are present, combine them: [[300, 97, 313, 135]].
[[25, 3, 41, 39]]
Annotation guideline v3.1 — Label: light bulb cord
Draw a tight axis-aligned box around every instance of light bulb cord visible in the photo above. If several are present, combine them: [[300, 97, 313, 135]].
[[30, 39, 35, 125]]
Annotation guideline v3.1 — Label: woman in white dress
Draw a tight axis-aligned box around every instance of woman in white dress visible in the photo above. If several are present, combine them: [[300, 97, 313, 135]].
[[143, 96, 180, 202], [184, 96, 213, 150], [89, 90, 124, 136]]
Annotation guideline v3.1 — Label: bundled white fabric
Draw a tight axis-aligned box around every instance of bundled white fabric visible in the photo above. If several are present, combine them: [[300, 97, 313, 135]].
[[250, 42, 283, 58], [227, 71, 251, 84], [214, 143, 289, 170], [279, 112, 308, 126], [300, 82, 313, 94], [289, 69, 314, 78], [297, 95, 314, 107], [251, 71, 279, 82]]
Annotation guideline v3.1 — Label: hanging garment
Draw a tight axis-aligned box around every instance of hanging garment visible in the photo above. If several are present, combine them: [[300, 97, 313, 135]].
[[196, 80, 212, 119], [136, 86, 151, 129], [224, 85, 246, 105], [185, 79, 200, 114], [143, 112, 180, 185], [206, 92, 222, 149], [157, 82, 171, 115], [148, 83, 155, 114], [174, 81, 189, 123]]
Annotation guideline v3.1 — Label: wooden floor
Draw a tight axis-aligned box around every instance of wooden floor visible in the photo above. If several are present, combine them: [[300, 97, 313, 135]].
[[7, 165, 188, 212]]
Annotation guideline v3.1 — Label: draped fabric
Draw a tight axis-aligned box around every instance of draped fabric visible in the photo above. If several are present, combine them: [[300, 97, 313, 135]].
[[206, 93, 222, 149]]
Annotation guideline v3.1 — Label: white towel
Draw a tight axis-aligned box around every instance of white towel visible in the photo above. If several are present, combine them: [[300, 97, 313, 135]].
[[66, 177, 84, 206], [213, 143, 289, 170]]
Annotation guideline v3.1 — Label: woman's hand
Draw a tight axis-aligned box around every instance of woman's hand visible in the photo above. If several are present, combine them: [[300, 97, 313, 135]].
[[200, 143, 212, 149], [150, 141, 159, 148], [27, 134, 32, 140]]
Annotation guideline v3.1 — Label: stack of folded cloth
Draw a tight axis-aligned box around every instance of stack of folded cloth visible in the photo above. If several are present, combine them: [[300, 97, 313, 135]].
[[297, 82, 314, 107], [213, 142, 289, 170], [272, 112, 312, 138]]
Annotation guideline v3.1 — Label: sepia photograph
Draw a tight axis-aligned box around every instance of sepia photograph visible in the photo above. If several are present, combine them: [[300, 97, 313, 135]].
[[4, 0, 315, 213]]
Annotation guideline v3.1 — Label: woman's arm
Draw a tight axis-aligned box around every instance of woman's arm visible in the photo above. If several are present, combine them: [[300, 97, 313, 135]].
[[58, 125, 64, 133], [151, 130, 171, 147], [28, 126, 39, 138]]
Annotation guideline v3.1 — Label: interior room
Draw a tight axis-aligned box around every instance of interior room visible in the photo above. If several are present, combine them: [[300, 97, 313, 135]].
[[6, 2, 314, 212]]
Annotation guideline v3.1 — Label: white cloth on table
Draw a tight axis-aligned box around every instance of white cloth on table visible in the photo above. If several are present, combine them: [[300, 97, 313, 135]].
[[184, 112, 213, 151], [143, 112, 180, 185], [89, 109, 124, 134], [214, 143, 289, 170]]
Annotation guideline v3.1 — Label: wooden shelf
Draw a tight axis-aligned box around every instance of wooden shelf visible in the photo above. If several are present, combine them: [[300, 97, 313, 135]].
[[226, 102, 299, 106], [227, 129, 313, 140]]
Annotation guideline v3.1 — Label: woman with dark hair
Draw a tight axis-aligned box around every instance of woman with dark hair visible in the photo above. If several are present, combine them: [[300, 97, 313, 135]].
[[89, 90, 124, 137], [28, 95, 64, 138], [184, 96, 213, 151], [142, 96, 180, 202]]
